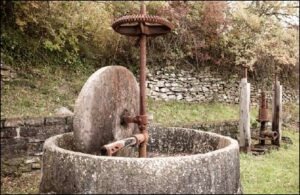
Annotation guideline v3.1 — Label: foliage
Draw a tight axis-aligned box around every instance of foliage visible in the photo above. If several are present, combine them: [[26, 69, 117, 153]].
[[148, 1, 230, 69], [0, 1, 299, 86], [224, 1, 299, 88]]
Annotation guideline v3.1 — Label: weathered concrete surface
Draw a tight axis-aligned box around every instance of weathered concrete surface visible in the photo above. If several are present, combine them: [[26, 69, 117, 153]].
[[73, 66, 139, 155], [40, 127, 242, 194]]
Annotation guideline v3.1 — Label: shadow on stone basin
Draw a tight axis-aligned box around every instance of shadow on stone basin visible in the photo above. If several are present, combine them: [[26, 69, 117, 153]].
[[40, 126, 242, 194]]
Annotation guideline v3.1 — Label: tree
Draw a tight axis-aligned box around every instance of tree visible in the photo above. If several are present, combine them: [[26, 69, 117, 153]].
[[224, 1, 299, 87]]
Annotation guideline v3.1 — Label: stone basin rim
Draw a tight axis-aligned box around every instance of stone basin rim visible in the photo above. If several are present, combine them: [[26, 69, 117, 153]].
[[44, 127, 239, 161]]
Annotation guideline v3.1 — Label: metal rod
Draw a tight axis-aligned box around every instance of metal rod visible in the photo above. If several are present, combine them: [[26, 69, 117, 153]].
[[260, 131, 278, 140], [101, 137, 137, 156], [138, 1, 148, 158], [259, 121, 266, 145], [100, 134, 146, 156]]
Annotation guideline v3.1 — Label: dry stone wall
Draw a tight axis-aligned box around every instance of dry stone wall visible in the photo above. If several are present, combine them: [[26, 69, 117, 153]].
[[146, 66, 298, 105], [1, 116, 73, 176]]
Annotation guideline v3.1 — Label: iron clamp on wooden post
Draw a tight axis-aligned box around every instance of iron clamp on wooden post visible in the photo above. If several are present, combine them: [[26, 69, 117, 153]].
[[100, 2, 174, 157]]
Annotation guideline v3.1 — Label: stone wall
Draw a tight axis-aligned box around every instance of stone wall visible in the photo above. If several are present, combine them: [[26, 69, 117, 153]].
[[0, 116, 239, 176], [1, 116, 73, 176], [146, 66, 298, 105]]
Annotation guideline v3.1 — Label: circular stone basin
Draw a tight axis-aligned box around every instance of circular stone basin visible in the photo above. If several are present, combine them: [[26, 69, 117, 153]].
[[39, 126, 242, 194]]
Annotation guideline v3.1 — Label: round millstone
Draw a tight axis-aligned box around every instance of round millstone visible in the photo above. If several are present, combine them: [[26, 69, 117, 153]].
[[73, 66, 139, 155]]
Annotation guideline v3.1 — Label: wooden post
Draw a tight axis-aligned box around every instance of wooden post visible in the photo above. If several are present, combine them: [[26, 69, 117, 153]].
[[272, 80, 282, 146], [239, 77, 251, 152]]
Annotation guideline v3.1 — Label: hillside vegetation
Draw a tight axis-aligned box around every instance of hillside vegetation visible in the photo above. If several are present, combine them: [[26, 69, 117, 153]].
[[1, 1, 299, 88]]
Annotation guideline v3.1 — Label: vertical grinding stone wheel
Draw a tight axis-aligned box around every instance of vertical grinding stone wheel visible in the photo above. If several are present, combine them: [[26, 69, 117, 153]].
[[73, 66, 139, 156]]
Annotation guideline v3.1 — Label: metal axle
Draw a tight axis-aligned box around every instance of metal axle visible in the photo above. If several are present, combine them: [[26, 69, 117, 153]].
[[103, 1, 173, 157]]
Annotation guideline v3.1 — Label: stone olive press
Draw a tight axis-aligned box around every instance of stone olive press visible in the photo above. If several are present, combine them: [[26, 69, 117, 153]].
[[39, 2, 241, 194]]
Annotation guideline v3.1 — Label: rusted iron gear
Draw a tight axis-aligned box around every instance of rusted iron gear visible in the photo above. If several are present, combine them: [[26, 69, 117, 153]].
[[112, 15, 174, 36]]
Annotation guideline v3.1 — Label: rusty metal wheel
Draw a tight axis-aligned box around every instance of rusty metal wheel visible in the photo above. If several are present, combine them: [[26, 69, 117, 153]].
[[112, 15, 174, 36]]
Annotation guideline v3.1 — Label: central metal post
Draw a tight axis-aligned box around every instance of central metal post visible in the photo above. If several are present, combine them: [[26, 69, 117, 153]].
[[138, 2, 148, 158], [259, 92, 267, 145], [108, 1, 173, 157]]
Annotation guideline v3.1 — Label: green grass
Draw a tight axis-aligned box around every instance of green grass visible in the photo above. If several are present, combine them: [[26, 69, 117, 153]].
[[240, 129, 299, 194], [1, 65, 93, 118], [148, 98, 259, 126], [148, 99, 239, 125]]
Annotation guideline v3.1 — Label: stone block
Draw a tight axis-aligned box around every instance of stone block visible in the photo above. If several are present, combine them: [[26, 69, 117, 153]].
[[171, 87, 187, 92], [27, 142, 43, 155], [31, 162, 41, 169], [160, 88, 169, 93], [156, 81, 165, 87], [4, 157, 24, 166], [24, 117, 45, 126], [4, 118, 24, 127], [166, 91, 175, 95], [20, 163, 32, 172], [1, 138, 28, 157], [1, 127, 17, 138], [45, 116, 66, 126], [202, 87, 209, 92], [168, 95, 176, 100], [25, 157, 40, 164], [160, 94, 168, 99], [176, 94, 183, 100], [20, 126, 39, 137], [36, 125, 65, 140], [171, 83, 179, 87]]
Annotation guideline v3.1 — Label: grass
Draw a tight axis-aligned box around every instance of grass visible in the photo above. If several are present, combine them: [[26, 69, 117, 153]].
[[1, 65, 93, 118], [148, 99, 259, 126], [1, 171, 41, 194], [240, 129, 299, 194]]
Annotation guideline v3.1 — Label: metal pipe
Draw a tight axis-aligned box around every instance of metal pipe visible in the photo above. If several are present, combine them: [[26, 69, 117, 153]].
[[138, 1, 148, 158], [100, 134, 146, 156], [259, 121, 266, 145], [260, 131, 278, 140]]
